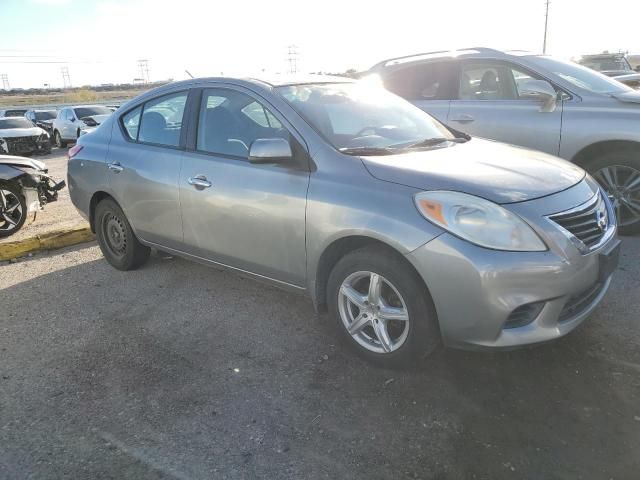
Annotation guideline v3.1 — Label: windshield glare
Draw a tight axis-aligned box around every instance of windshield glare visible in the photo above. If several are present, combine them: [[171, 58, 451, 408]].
[[531, 56, 632, 94], [277, 82, 453, 151], [0, 118, 35, 129], [74, 106, 112, 118]]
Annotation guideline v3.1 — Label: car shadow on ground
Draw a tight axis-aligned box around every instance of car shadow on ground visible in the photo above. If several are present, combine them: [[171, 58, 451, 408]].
[[1, 243, 639, 479]]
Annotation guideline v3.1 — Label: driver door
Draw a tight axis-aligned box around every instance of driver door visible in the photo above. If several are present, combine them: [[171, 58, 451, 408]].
[[179, 87, 310, 287]]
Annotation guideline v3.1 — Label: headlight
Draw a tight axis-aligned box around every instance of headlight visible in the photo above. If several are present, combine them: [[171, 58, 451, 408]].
[[414, 191, 547, 251]]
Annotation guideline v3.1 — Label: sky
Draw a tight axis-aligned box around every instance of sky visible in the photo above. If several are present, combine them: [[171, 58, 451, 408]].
[[0, 0, 638, 89]]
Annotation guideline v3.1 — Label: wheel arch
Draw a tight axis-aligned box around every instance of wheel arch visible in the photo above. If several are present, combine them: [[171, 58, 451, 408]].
[[313, 235, 430, 313], [571, 140, 640, 169], [88, 190, 114, 233]]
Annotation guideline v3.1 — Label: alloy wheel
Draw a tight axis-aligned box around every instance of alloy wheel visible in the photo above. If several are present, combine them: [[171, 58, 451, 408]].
[[0, 188, 24, 234], [338, 271, 410, 354], [594, 165, 640, 227]]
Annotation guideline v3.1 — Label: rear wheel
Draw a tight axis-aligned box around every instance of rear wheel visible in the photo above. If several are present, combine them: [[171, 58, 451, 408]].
[[327, 246, 440, 367], [587, 151, 640, 235], [0, 183, 27, 238], [54, 130, 67, 148], [95, 198, 150, 270]]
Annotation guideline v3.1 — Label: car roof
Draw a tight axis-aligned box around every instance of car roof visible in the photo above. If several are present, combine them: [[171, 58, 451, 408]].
[[370, 47, 538, 70]]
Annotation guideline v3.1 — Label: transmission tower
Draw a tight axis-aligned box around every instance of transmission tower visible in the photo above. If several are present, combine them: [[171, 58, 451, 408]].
[[286, 45, 299, 74], [138, 59, 150, 84], [61, 66, 72, 88], [0, 74, 9, 90]]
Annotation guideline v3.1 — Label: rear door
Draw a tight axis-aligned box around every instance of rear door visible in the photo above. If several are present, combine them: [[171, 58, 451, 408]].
[[179, 86, 310, 286], [383, 61, 457, 124], [106, 90, 189, 249], [446, 60, 562, 155]]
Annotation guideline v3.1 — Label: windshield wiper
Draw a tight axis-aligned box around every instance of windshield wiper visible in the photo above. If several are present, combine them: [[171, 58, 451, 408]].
[[339, 146, 399, 156], [403, 137, 469, 149]]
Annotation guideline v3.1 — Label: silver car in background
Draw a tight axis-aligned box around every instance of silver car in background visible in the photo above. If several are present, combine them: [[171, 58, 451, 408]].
[[68, 76, 619, 366], [52, 105, 113, 147], [370, 48, 640, 234]]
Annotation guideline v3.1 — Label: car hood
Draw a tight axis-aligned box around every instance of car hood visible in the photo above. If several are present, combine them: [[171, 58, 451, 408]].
[[359, 138, 585, 204], [0, 127, 45, 138], [611, 90, 640, 104], [0, 154, 46, 171]]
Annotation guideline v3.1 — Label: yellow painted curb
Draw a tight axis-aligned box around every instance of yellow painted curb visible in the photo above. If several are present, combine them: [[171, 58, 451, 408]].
[[0, 226, 95, 261]]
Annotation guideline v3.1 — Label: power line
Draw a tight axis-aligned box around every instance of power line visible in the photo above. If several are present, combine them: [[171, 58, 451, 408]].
[[137, 59, 150, 84], [543, 0, 550, 54]]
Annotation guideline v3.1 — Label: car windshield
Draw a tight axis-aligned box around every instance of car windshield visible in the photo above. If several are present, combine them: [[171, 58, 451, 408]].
[[0, 117, 35, 129], [531, 56, 632, 94], [74, 106, 112, 118], [276, 82, 454, 153], [579, 57, 631, 72], [34, 111, 57, 120]]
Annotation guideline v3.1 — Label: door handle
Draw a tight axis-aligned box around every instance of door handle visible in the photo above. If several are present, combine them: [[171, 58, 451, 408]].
[[188, 175, 212, 190], [108, 162, 124, 173], [449, 114, 475, 123]]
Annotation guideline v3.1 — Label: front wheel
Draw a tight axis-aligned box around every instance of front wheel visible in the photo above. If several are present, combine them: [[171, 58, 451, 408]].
[[95, 198, 150, 270], [54, 130, 67, 148], [0, 183, 27, 238], [327, 246, 440, 367], [588, 151, 640, 235]]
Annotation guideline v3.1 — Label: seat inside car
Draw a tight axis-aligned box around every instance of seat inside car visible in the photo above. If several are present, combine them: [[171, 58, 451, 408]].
[[139, 111, 168, 144], [201, 106, 248, 156]]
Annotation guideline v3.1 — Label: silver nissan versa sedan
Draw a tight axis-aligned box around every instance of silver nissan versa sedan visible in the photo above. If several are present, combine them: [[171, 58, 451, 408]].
[[67, 76, 620, 366]]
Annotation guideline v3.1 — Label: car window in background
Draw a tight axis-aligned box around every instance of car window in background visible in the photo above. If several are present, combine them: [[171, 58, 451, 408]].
[[0, 117, 35, 129], [4, 110, 27, 117], [121, 105, 142, 140], [138, 92, 188, 146], [384, 62, 453, 100], [197, 89, 288, 158], [74, 106, 112, 118], [530, 56, 632, 94], [241, 101, 283, 128], [65, 110, 75, 120], [278, 82, 453, 151], [34, 111, 57, 121]]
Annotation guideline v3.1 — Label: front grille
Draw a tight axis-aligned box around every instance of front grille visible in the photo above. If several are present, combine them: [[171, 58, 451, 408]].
[[3, 136, 38, 153], [548, 192, 610, 251], [559, 282, 605, 322]]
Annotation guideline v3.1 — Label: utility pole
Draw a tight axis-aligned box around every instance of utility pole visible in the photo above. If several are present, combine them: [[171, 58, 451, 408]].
[[286, 45, 299, 74], [0, 74, 9, 90], [137, 59, 150, 84], [543, 0, 550, 54], [61, 66, 72, 88]]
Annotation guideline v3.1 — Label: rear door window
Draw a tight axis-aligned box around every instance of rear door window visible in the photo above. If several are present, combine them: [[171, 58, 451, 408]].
[[384, 62, 455, 100], [138, 92, 188, 147]]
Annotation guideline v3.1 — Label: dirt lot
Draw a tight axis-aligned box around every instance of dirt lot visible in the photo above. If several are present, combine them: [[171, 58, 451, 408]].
[[0, 149, 87, 245], [1, 235, 639, 479]]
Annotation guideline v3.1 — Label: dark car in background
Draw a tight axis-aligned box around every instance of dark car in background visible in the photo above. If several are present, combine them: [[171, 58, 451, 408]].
[[576, 53, 640, 89], [25, 109, 57, 136], [0, 117, 51, 156]]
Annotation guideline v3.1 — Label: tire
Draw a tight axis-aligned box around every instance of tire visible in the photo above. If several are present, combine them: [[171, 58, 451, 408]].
[[0, 182, 27, 238], [95, 198, 150, 270], [585, 150, 640, 235], [54, 130, 67, 148], [327, 245, 440, 367]]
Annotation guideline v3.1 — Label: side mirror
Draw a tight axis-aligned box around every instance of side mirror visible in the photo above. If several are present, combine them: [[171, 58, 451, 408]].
[[519, 79, 558, 113], [70, 117, 76, 122], [248, 138, 293, 165]]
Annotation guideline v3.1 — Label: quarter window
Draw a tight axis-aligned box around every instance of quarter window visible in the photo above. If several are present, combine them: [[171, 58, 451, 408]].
[[122, 106, 142, 140], [138, 92, 188, 147], [196, 89, 288, 158]]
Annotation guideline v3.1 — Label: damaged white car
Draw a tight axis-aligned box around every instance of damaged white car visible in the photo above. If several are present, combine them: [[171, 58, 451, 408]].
[[0, 117, 52, 156], [52, 105, 112, 147], [0, 155, 65, 237]]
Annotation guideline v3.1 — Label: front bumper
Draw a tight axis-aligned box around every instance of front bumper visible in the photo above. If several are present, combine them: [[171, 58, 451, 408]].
[[0, 136, 51, 155], [406, 179, 619, 350]]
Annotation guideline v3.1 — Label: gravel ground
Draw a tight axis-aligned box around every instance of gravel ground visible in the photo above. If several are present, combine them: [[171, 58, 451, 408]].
[[0, 148, 87, 245], [1, 236, 639, 479]]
